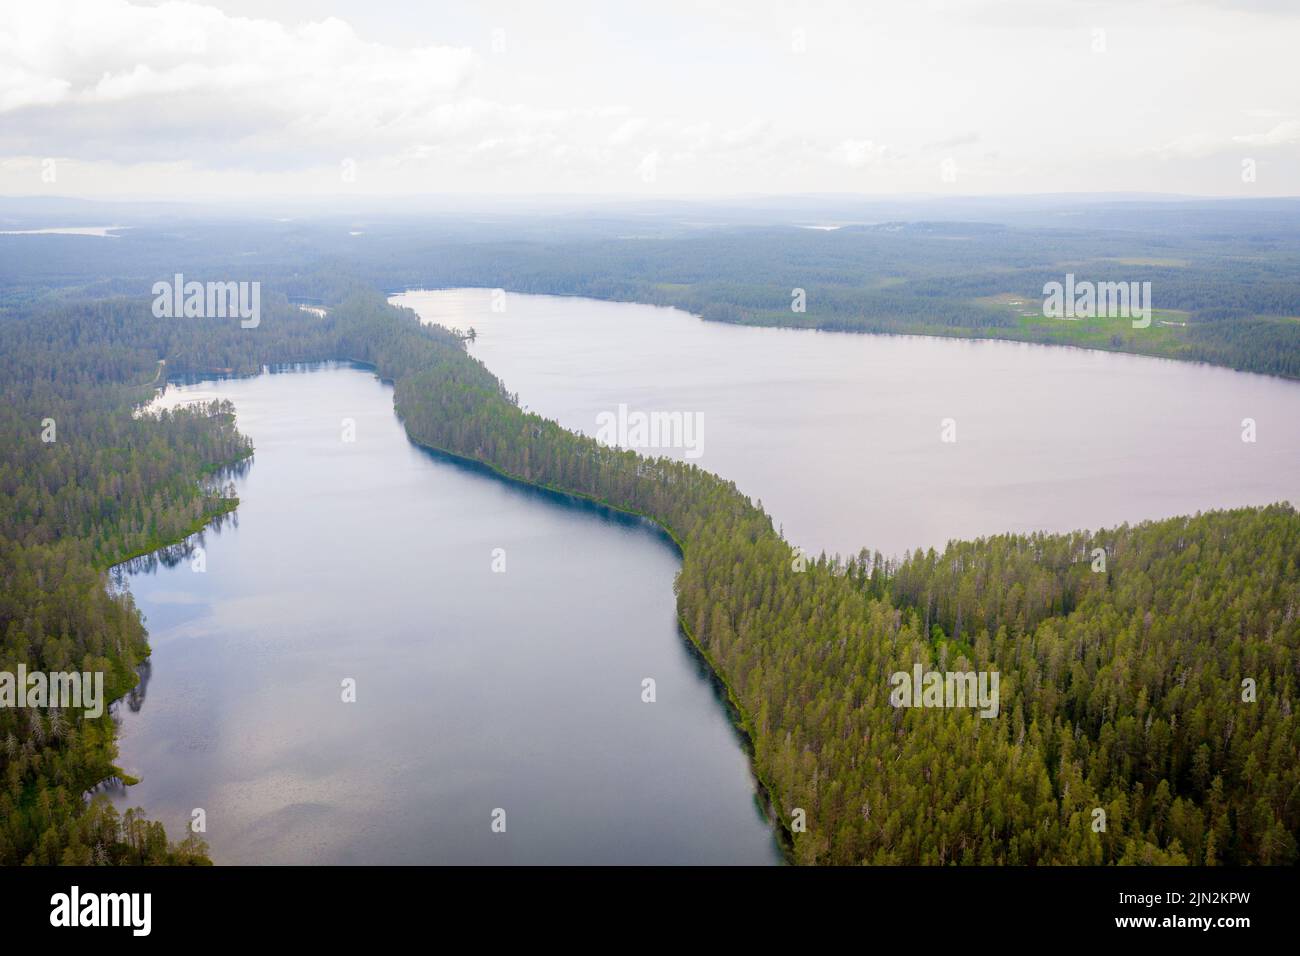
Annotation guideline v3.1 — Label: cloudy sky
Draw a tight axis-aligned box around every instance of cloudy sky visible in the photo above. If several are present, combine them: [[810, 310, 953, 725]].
[[1, 0, 1297, 199]]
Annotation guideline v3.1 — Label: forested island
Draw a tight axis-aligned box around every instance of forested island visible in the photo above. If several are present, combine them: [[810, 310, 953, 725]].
[[2, 284, 1295, 865]]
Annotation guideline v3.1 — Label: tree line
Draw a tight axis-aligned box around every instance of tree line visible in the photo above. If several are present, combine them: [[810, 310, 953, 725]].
[[2, 288, 1296, 864]]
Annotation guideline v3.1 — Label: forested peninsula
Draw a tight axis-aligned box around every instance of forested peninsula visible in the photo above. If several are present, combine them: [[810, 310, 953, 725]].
[[2, 290, 1296, 865]]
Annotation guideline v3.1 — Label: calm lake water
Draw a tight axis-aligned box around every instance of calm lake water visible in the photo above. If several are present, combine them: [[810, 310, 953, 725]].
[[111, 363, 782, 865], [393, 289, 1300, 558]]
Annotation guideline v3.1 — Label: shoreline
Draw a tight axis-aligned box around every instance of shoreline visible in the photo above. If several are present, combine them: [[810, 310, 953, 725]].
[[390, 286, 1300, 386], [109, 363, 796, 863]]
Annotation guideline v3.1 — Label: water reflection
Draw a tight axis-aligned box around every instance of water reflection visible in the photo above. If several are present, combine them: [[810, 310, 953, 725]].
[[111, 364, 783, 865]]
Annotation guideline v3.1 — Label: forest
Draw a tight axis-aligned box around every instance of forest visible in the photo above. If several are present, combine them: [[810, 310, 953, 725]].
[[0, 296, 346, 864], [366, 294, 1300, 865], [3, 196, 1300, 378], [4, 284, 1293, 864]]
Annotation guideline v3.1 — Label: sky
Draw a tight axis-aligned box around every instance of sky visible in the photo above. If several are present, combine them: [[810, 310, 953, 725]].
[[1, 0, 1298, 200]]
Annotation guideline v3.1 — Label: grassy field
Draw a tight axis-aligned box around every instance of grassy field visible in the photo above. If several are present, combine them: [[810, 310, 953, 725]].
[[971, 291, 1200, 357]]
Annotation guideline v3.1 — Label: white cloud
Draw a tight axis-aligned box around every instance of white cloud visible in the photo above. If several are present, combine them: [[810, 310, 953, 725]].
[[0, 1, 476, 160], [1142, 120, 1300, 158], [1140, 132, 1227, 159], [829, 139, 891, 168], [608, 118, 649, 146], [1233, 120, 1300, 146], [0, 0, 1298, 197]]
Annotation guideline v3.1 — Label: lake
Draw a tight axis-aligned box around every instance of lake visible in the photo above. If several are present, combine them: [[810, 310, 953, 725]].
[[393, 289, 1300, 558], [0, 225, 128, 237], [112, 292, 1300, 864], [110, 363, 783, 865]]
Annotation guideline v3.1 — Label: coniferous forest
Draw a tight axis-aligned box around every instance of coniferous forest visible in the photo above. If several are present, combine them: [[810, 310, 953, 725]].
[[11, 6, 1300, 945], [3, 288, 1294, 865]]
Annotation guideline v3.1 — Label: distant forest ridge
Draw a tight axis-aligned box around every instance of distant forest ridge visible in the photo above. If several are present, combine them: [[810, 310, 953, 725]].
[[2, 197, 1299, 378]]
